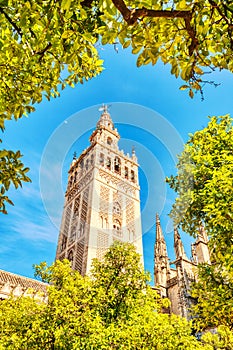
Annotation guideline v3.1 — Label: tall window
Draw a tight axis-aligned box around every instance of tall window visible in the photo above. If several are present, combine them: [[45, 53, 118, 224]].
[[74, 172, 77, 182], [106, 157, 111, 170], [70, 176, 73, 186], [131, 170, 135, 182], [68, 250, 74, 265], [114, 157, 121, 174], [125, 167, 128, 179]]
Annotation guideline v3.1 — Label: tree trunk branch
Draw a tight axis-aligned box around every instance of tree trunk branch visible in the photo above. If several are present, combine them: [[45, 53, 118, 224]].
[[111, 0, 198, 53], [111, 0, 191, 25]]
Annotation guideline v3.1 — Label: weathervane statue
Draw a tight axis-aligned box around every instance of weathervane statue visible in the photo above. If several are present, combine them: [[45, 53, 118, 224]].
[[99, 104, 111, 113]]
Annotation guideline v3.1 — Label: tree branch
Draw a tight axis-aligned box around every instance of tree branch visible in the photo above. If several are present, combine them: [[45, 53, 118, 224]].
[[36, 43, 52, 62], [111, 0, 191, 25], [0, 7, 22, 37], [111, 0, 198, 54], [208, 0, 230, 24], [80, 0, 94, 8], [184, 14, 198, 55]]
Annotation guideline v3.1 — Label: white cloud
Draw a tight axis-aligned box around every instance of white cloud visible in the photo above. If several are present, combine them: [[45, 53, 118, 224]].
[[10, 214, 58, 243]]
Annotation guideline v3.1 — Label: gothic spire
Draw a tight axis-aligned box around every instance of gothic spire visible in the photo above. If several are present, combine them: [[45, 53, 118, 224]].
[[154, 214, 170, 295], [194, 224, 210, 264], [154, 214, 168, 257], [174, 227, 187, 260], [196, 224, 208, 244]]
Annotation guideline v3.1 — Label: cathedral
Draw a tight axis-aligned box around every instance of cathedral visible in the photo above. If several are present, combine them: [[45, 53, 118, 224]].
[[154, 215, 210, 318], [0, 106, 210, 319]]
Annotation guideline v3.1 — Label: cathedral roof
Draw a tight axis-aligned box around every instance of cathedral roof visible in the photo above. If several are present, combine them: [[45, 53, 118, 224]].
[[0, 269, 47, 298]]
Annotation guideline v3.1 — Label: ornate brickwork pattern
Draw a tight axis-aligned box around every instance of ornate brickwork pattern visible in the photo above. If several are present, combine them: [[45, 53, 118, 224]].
[[97, 231, 109, 260], [74, 239, 85, 274], [126, 199, 135, 240], [59, 235, 67, 253], [126, 199, 135, 225], [63, 204, 72, 236], [69, 224, 77, 243], [113, 192, 122, 205], [113, 193, 122, 218], [69, 194, 81, 243], [99, 185, 110, 216], [81, 188, 89, 222]]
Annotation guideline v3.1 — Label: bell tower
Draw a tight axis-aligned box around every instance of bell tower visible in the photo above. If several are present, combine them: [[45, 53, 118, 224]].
[[56, 106, 143, 275]]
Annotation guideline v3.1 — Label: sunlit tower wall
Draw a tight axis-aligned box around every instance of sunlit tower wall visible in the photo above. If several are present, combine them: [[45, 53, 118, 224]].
[[56, 107, 143, 275]]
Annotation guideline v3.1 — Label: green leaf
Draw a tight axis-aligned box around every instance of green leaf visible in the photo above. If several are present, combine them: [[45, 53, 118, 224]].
[[61, 0, 72, 11]]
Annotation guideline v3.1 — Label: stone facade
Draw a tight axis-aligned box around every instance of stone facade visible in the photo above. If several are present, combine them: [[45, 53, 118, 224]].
[[56, 107, 143, 275], [154, 215, 210, 319], [0, 269, 47, 301]]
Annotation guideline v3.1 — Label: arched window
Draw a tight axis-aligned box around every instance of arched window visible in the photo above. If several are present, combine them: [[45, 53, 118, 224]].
[[113, 219, 121, 234], [114, 157, 121, 174], [106, 157, 111, 170], [113, 202, 121, 215], [107, 137, 112, 145], [131, 170, 135, 182], [125, 167, 128, 179]]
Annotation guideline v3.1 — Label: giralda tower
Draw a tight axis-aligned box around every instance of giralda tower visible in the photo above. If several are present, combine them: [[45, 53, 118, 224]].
[[56, 107, 143, 275]]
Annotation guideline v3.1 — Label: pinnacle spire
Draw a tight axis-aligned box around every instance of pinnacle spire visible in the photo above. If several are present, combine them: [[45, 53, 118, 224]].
[[196, 224, 208, 244], [154, 214, 168, 257], [174, 227, 187, 260], [195, 224, 210, 264], [154, 214, 170, 294]]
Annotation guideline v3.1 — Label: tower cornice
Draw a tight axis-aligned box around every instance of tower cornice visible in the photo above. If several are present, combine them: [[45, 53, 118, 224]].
[[89, 126, 120, 143]]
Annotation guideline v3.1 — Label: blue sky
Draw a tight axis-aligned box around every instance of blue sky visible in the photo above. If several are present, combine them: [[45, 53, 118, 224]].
[[1, 45, 233, 281]]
